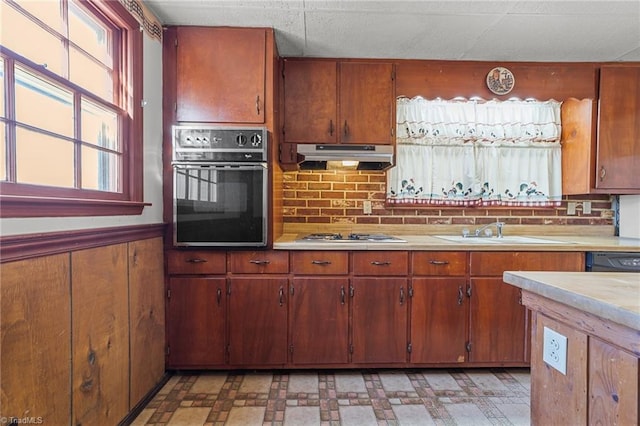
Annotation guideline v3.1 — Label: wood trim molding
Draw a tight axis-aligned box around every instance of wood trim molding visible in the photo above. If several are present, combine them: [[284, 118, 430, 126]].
[[0, 195, 150, 217], [0, 223, 166, 263]]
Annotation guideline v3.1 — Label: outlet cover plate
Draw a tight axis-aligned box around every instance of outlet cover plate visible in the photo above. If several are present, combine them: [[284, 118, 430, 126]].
[[363, 200, 372, 215], [543, 326, 567, 375]]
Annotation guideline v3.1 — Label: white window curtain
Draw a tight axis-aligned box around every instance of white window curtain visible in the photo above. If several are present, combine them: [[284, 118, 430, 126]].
[[387, 97, 563, 207]]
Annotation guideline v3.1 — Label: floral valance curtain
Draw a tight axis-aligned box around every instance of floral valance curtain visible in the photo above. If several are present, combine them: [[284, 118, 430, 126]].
[[387, 97, 563, 207]]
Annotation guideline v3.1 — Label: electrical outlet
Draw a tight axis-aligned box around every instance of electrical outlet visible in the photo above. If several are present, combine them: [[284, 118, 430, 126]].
[[363, 200, 372, 215], [567, 202, 577, 215], [583, 201, 592, 214], [543, 326, 567, 375]]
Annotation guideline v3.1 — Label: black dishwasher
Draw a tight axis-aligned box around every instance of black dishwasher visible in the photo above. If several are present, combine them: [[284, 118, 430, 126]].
[[585, 252, 640, 272]]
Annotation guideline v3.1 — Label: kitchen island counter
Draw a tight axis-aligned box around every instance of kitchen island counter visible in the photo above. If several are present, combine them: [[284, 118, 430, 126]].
[[503, 271, 640, 425]]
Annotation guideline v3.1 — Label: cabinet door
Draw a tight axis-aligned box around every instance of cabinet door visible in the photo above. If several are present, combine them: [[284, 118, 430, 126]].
[[339, 62, 394, 144], [597, 66, 640, 190], [166, 277, 226, 367], [410, 278, 467, 364], [283, 60, 337, 143], [351, 278, 408, 363], [228, 278, 288, 365], [290, 278, 349, 364], [468, 278, 526, 363], [176, 27, 265, 123]]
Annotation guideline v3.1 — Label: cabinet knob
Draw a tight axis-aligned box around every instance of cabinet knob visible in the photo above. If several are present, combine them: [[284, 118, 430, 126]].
[[311, 260, 332, 265], [370, 261, 391, 266], [429, 260, 449, 265], [249, 259, 270, 265], [599, 166, 606, 181], [187, 258, 207, 263]]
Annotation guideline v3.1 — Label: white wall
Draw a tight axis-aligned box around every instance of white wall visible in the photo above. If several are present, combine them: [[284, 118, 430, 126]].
[[619, 195, 640, 239], [0, 35, 164, 237]]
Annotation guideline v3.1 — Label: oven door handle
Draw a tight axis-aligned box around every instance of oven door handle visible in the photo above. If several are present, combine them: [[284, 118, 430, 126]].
[[172, 162, 266, 170]]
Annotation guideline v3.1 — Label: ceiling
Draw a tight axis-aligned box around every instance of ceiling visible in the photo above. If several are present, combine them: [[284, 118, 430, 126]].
[[144, 1, 640, 62]]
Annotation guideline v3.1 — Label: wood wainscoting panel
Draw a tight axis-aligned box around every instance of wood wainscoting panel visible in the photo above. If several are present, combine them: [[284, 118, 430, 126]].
[[72, 244, 129, 426], [128, 237, 166, 408], [1, 254, 71, 426]]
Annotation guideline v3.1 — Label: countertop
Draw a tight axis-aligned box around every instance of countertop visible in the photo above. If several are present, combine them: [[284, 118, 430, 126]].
[[274, 234, 640, 251], [503, 271, 640, 330]]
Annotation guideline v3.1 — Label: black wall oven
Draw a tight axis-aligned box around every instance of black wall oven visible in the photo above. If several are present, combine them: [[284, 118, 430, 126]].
[[172, 126, 268, 247]]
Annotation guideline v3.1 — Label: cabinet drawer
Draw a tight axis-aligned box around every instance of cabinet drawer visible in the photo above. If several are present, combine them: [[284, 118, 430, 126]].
[[470, 251, 585, 276], [352, 251, 409, 276], [167, 250, 227, 275], [229, 251, 289, 274], [412, 252, 468, 276], [290, 251, 349, 275]]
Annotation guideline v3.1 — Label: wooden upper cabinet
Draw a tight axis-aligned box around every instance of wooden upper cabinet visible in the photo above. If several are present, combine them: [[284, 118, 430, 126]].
[[561, 98, 597, 195], [283, 59, 394, 144], [339, 62, 394, 144], [283, 60, 338, 143], [596, 66, 640, 191], [176, 27, 266, 123]]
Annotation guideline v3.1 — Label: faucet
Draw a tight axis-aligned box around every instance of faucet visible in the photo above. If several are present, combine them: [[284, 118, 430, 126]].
[[470, 221, 505, 238]]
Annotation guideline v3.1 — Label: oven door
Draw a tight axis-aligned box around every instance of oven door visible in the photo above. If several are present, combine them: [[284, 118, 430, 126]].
[[173, 163, 268, 247]]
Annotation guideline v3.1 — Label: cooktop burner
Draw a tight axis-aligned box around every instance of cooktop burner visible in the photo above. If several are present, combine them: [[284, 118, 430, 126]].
[[301, 233, 343, 240], [299, 233, 406, 242]]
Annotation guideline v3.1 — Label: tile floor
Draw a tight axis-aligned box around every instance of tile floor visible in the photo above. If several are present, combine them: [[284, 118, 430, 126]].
[[131, 368, 530, 426]]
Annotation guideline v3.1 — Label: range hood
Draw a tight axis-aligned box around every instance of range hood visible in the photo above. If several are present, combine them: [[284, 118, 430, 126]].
[[296, 144, 394, 171]]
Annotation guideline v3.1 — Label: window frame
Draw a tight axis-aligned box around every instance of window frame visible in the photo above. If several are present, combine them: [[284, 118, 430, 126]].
[[0, 0, 145, 217]]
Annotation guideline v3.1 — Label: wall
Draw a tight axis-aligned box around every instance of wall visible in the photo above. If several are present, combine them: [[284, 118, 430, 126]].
[[619, 195, 640, 238], [282, 170, 614, 234], [0, 35, 164, 237]]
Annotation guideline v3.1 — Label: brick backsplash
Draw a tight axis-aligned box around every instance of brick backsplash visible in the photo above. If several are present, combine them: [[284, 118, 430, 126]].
[[282, 170, 614, 226]]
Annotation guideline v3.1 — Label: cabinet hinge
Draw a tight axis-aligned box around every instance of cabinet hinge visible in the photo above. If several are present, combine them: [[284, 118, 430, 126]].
[[391, 69, 395, 81], [174, 37, 178, 47], [289, 344, 294, 354], [166, 345, 171, 356], [466, 342, 472, 353], [407, 343, 412, 353], [167, 289, 171, 299], [349, 344, 354, 354]]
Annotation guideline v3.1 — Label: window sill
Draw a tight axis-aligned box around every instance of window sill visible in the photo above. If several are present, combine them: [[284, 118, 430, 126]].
[[0, 195, 149, 217]]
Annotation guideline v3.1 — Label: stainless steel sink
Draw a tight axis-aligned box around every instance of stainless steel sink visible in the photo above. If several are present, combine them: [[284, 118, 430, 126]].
[[433, 235, 568, 244]]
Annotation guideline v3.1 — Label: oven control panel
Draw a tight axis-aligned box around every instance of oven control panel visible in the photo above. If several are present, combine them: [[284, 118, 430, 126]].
[[172, 126, 267, 162]]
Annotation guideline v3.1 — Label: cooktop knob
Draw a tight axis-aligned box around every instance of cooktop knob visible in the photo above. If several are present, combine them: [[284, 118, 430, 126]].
[[236, 134, 247, 146]]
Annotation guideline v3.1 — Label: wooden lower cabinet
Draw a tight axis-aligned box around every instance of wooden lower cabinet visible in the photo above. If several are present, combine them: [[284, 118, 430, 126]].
[[468, 251, 585, 365], [468, 277, 526, 363], [166, 277, 226, 367], [228, 278, 288, 366], [410, 278, 467, 364], [351, 278, 408, 363], [289, 278, 350, 365]]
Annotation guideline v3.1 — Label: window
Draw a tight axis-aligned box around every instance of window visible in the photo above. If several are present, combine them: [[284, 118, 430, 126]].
[[0, 0, 144, 217]]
